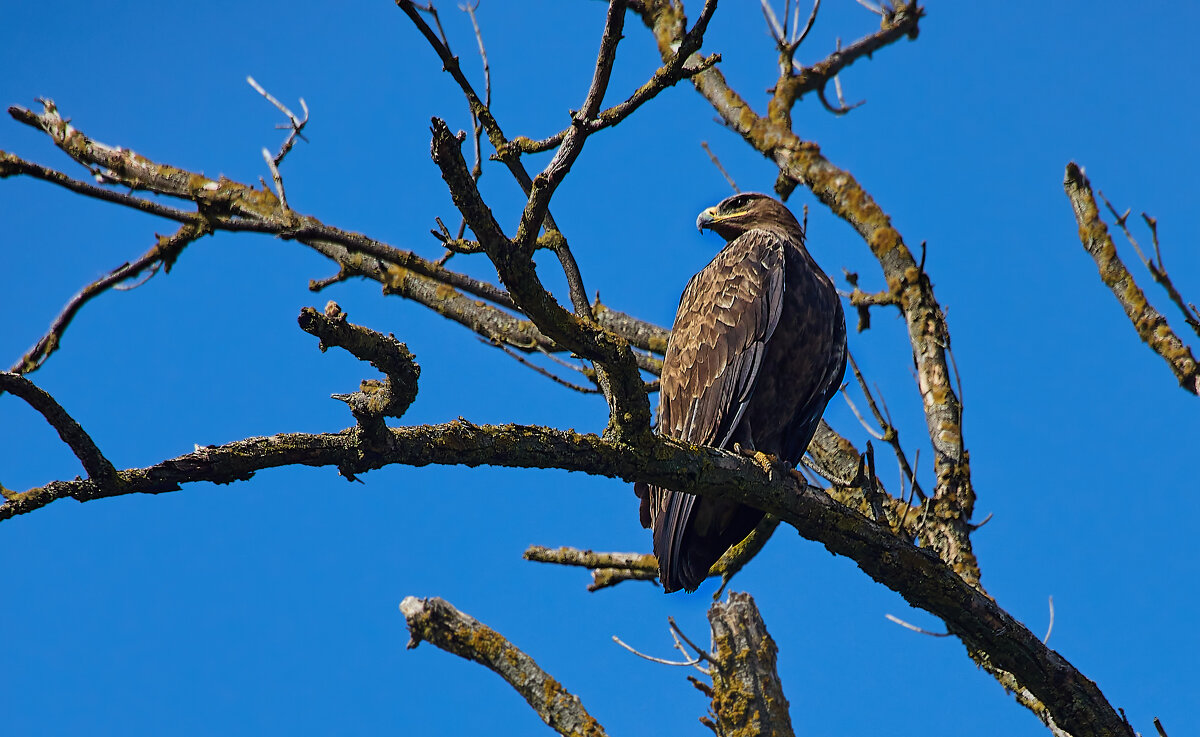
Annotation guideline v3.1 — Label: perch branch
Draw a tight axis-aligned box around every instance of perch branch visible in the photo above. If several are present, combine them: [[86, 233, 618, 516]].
[[0, 408, 1133, 737]]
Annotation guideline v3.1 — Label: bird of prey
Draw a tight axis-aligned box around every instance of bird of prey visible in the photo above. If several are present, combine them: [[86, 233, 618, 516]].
[[638, 192, 847, 593]]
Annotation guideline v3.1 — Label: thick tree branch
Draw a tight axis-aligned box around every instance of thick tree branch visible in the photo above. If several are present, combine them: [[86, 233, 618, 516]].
[[1063, 163, 1199, 395], [0, 408, 1132, 737], [400, 596, 608, 737], [705, 592, 795, 737]]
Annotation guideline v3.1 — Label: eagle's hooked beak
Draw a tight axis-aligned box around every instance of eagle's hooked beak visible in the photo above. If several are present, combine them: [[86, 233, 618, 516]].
[[696, 206, 719, 232]]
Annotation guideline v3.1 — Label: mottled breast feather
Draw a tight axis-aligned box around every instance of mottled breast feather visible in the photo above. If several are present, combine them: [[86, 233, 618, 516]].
[[641, 220, 847, 593]]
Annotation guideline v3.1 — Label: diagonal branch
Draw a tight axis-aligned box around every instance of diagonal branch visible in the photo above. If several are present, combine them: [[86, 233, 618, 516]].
[[400, 596, 608, 737], [499, 5, 720, 157], [511, 0, 629, 257], [429, 118, 652, 439], [0, 372, 117, 484], [8, 221, 209, 376], [1063, 163, 1198, 395]]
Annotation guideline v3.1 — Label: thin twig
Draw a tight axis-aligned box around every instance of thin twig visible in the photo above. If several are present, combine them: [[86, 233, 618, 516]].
[[261, 147, 288, 209], [479, 337, 601, 394], [841, 387, 885, 440], [845, 351, 926, 501], [457, 0, 490, 241], [885, 613, 950, 637], [668, 617, 717, 665], [790, 0, 819, 47], [761, 0, 786, 46], [667, 625, 712, 674], [700, 141, 740, 193], [246, 76, 309, 165], [1043, 596, 1055, 644], [612, 635, 704, 666]]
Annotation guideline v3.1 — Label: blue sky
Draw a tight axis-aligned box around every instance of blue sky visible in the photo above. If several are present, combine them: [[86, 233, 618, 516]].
[[2, 2, 1197, 735]]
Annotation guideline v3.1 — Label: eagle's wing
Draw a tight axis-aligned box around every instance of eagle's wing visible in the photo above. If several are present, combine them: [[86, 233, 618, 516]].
[[658, 231, 784, 446], [647, 230, 785, 591]]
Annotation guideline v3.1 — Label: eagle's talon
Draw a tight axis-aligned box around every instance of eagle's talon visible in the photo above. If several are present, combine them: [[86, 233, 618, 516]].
[[751, 450, 777, 477]]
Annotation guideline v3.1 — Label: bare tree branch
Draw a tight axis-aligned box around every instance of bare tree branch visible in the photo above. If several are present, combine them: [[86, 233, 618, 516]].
[[400, 596, 608, 737], [0, 392, 1134, 737], [525, 545, 659, 591], [1098, 194, 1200, 340], [525, 512, 779, 595], [6, 221, 208, 376], [0, 104, 681, 399], [428, 117, 652, 439], [298, 303, 421, 447], [769, 1, 921, 125], [705, 592, 795, 737], [1063, 163, 1199, 395], [0, 372, 117, 486], [246, 75, 309, 166]]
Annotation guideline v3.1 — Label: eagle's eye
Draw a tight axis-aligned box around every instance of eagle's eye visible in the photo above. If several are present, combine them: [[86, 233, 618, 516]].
[[724, 194, 753, 211]]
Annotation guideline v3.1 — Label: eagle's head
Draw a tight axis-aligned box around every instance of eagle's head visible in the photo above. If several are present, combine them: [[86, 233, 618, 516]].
[[696, 192, 801, 241]]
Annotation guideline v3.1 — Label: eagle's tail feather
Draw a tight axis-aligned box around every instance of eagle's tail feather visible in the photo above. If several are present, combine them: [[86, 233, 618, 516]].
[[653, 490, 763, 593]]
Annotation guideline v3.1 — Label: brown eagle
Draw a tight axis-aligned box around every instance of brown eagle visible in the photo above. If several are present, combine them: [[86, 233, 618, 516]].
[[638, 193, 847, 592]]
